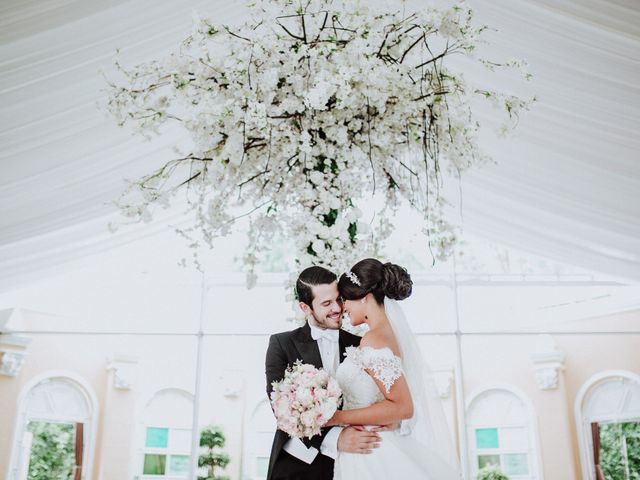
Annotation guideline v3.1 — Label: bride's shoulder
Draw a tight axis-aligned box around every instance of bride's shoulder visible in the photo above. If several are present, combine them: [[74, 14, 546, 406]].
[[354, 332, 404, 393], [360, 331, 400, 358]]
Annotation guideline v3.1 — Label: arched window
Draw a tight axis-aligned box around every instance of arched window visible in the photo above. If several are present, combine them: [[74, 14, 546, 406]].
[[575, 371, 640, 480], [138, 388, 194, 480], [243, 399, 276, 480], [7, 372, 98, 480], [467, 387, 541, 479]]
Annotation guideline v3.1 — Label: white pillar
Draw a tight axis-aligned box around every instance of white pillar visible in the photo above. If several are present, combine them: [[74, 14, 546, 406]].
[[188, 272, 207, 479], [451, 255, 470, 480]]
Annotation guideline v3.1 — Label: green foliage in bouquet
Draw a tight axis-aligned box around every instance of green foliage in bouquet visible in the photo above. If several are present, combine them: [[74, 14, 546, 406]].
[[198, 425, 231, 480]]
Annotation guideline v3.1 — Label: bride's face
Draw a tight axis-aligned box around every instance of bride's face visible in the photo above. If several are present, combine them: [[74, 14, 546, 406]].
[[342, 296, 368, 326]]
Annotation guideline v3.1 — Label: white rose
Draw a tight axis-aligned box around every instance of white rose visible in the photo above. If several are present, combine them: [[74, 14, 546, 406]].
[[315, 370, 329, 384], [309, 170, 324, 186], [296, 387, 313, 406], [320, 398, 338, 420], [328, 196, 341, 210], [275, 398, 289, 417], [261, 67, 280, 91], [327, 378, 342, 397], [300, 409, 316, 427], [312, 240, 325, 254], [356, 221, 370, 234], [347, 207, 363, 222], [305, 80, 336, 111], [331, 238, 345, 251]]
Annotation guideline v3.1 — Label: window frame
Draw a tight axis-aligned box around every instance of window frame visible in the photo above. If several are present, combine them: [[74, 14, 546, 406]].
[[242, 399, 277, 480], [575, 371, 640, 480], [6, 371, 99, 480], [466, 385, 543, 480], [136, 388, 194, 480], [473, 423, 533, 477]]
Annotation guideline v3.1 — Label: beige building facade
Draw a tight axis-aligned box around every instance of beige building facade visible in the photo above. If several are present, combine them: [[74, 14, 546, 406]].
[[1, 307, 639, 480]]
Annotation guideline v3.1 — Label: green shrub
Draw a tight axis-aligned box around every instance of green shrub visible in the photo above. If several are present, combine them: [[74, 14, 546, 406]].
[[27, 422, 75, 480], [600, 422, 640, 480], [198, 425, 230, 480], [477, 465, 510, 480]]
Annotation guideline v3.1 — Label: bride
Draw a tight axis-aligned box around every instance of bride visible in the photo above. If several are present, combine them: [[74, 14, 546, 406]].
[[326, 258, 461, 479]]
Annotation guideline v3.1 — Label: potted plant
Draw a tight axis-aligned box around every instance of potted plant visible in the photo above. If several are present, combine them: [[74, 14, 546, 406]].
[[477, 465, 510, 480], [198, 425, 230, 480]]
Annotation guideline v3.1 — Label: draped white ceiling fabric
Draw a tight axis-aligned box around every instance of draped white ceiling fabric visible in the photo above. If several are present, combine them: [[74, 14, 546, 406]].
[[1, 0, 639, 291]]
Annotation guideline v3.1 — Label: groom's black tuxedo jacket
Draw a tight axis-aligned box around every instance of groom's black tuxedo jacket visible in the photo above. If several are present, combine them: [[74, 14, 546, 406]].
[[265, 322, 361, 480]]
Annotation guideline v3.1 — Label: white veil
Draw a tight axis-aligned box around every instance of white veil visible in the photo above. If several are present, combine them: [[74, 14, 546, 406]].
[[384, 297, 462, 478]]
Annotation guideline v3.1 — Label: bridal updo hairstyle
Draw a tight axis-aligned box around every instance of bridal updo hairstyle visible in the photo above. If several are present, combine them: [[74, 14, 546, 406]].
[[338, 258, 413, 304]]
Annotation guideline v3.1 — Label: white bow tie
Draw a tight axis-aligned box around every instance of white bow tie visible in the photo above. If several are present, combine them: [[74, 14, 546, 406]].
[[310, 327, 339, 343]]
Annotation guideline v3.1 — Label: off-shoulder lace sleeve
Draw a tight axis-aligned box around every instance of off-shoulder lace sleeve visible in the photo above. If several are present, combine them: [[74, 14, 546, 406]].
[[362, 347, 403, 393]]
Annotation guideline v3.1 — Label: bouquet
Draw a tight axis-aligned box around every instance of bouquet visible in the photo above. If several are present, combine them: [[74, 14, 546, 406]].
[[270, 361, 342, 439]]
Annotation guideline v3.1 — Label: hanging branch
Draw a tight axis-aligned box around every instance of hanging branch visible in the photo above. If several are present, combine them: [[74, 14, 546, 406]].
[[105, 0, 533, 292], [365, 97, 376, 194]]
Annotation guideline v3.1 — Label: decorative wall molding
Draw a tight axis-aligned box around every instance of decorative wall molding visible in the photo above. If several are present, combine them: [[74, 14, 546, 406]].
[[532, 365, 562, 391], [0, 333, 32, 378], [106, 355, 139, 390], [433, 369, 454, 399], [219, 370, 243, 398], [530, 335, 565, 391]]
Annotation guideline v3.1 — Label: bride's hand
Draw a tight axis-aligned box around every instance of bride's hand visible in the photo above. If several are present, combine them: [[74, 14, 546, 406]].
[[325, 410, 344, 427], [370, 422, 401, 432]]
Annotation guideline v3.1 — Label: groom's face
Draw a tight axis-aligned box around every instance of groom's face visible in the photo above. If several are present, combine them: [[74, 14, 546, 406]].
[[301, 281, 343, 330]]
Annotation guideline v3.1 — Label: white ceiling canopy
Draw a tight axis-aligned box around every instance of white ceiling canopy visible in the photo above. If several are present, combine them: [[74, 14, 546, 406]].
[[1, 0, 639, 290]]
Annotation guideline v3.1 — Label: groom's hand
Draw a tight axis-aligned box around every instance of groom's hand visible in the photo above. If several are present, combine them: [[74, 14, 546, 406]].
[[370, 422, 401, 432], [337, 426, 381, 454]]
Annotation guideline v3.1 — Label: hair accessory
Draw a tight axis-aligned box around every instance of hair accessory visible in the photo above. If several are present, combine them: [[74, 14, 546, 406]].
[[345, 271, 361, 286]]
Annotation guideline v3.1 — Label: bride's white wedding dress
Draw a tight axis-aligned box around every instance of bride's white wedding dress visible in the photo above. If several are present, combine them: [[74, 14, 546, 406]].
[[332, 299, 461, 480]]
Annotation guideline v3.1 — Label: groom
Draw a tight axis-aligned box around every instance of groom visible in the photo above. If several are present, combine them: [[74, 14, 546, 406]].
[[265, 266, 381, 480]]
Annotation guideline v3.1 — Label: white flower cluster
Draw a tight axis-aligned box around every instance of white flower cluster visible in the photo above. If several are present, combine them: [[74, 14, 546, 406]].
[[105, 0, 532, 287]]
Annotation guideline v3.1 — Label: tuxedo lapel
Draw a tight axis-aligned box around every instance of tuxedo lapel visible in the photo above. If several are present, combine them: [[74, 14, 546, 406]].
[[339, 328, 360, 363], [338, 329, 348, 364], [292, 322, 323, 369]]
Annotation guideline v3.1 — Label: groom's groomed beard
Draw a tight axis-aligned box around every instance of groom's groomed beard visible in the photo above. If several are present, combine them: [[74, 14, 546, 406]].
[[311, 309, 342, 330]]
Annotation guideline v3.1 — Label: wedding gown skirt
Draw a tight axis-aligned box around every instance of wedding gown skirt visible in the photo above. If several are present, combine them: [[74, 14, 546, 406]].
[[333, 346, 460, 480]]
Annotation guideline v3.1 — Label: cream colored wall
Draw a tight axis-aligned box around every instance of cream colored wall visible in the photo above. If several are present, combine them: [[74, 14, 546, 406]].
[[460, 310, 640, 480], [0, 335, 198, 480], [557, 332, 640, 478], [198, 336, 272, 480], [0, 335, 111, 480], [462, 334, 577, 479], [1, 311, 639, 480], [0, 360, 25, 475]]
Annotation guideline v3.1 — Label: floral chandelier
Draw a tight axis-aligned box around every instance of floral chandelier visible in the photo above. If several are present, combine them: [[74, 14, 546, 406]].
[[106, 0, 531, 286]]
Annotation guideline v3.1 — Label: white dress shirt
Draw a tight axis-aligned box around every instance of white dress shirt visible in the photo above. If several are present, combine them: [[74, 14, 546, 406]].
[[282, 324, 343, 463], [309, 324, 339, 376]]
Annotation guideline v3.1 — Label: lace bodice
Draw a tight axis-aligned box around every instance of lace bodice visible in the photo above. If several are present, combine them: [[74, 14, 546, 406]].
[[336, 346, 403, 410]]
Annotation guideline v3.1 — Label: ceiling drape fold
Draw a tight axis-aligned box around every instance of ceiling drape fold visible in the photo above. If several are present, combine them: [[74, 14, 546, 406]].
[[1, 0, 639, 289]]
